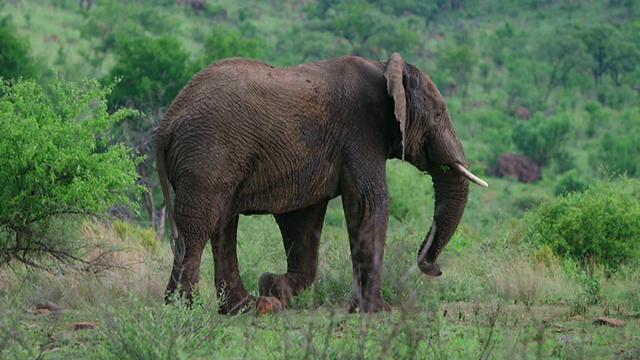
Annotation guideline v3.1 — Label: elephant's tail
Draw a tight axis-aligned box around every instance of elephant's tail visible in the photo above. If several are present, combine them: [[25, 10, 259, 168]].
[[156, 133, 179, 241]]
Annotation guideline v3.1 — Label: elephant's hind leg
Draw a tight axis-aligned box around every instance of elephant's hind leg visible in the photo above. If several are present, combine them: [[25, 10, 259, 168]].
[[165, 184, 226, 306], [259, 201, 328, 304], [165, 225, 210, 305], [212, 215, 254, 314]]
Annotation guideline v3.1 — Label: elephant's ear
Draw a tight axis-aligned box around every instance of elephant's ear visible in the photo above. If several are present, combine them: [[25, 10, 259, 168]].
[[385, 53, 407, 160]]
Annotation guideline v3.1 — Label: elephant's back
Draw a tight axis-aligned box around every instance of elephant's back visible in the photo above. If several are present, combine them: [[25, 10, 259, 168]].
[[157, 55, 386, 180], [158, 58, 327, 184], [160, 57, 343, 142]]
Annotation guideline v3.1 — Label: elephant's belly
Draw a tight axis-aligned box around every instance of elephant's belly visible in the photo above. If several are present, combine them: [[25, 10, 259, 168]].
[[236, 166, 340, 215]]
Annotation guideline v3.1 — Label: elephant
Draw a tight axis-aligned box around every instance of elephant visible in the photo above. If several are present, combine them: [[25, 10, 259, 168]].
[[156, 53, 488, 314]]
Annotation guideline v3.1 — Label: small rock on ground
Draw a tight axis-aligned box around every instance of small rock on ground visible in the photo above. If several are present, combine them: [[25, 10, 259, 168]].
[[73, 322, 100, 330], [593, 317, 626, 327], [255, 296, 283, 315]]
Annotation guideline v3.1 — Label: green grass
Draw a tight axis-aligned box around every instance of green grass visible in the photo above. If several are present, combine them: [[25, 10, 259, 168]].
[[1, 216, 638, 359]]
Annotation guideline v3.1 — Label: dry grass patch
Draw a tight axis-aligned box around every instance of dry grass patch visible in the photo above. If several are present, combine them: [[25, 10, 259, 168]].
[[2, 219, 171, 310]]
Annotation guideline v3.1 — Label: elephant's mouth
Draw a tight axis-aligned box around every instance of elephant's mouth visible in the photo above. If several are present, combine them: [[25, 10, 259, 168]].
[[427, 161, 488, 188]]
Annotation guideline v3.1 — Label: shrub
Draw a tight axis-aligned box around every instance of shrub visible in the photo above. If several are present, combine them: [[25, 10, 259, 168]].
[[0, 16, 40, 80], [512, 112, 573, 166], [386, 160, 432, 222], [104, 34, 191, 110], [591, 106, 640, 177], [0, 76, 143, 267], [520, 176, 640, 273], [553, 169, 588, 196], [97, 296, 220, 359]]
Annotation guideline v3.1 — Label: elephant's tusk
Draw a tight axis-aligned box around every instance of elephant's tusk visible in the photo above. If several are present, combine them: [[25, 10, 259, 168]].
[[452, 163, 489, 187]]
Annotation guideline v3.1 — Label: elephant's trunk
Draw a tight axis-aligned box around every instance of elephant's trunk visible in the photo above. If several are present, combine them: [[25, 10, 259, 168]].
[[417, 166, 469, 276]]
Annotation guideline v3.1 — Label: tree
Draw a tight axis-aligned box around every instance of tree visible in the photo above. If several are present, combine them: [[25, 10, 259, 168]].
[[578, 24, 640, 103], [0, 76, 142, 267], [105, 34, 191, 110], [275, 25, 348, 64], [77, 1, 180, 71], [512, 112, 573, 166], [193, 23, 267, 69], [0, 16, 39, 80], [377, 0, 439, 19], [592, 106, 640, 177], [437, 44, 478, 108], [103, 34, 191, 237], [529, 31, 589, 105], [304, 0, 423, 60], [505, 57, 541, 111]]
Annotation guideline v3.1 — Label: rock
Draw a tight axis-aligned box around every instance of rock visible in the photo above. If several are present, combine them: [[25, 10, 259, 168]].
[[36, 301, 60, 312], [513, 106, 531, 120], [487, 152, 540, 183], [593, 317, 626, 327], [73, 322, 100, 330], [34, 308, 50, 315], [255, 296, 283, 315]]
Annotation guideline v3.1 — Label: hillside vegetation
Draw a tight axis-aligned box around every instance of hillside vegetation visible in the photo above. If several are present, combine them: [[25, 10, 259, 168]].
[[1, 0, 639, 358]]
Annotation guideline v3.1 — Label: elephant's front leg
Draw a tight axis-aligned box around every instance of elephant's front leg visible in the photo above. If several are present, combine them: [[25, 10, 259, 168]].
[[259, 201, 329, 304], [341, 177, 391, 313], [211, 216, 254, 314]]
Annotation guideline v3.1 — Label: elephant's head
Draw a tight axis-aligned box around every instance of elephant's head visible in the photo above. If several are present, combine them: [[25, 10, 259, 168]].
[[384, 53, 488, 276]]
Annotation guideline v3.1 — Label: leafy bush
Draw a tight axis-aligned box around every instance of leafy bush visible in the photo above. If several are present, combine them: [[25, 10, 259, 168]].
[[386, 160, 432, 222], [520, 176, 640, 272], [192, 23, 267, 70], [0, 16, 40, 80], [512, 111, 573, 166], [553, 169, 588, 196], [105, 34, 191, 110], [591, 106, 640, 177], [0, 76, 142, 266], [457, 107, 513, 165]]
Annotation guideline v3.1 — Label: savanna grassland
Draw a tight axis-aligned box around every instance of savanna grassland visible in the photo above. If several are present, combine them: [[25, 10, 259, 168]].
[[1, 0, 639, 359]]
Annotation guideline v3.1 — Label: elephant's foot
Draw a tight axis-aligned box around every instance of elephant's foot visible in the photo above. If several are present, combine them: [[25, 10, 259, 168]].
[[348, 298, 393, 314], [218, 291, 256, 315], [255, 296, 283, 315], [164, 282, 198, 307], [258, 272, 300, 303], [418, 260, 442, 277]]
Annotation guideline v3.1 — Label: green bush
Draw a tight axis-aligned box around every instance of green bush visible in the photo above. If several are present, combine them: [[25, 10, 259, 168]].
[[553, 169, 588, 196], [520, 176, 640, 272], [591, 106, 640, 177], [0, 76, 143, 266], [104, 34, 191, 110], [0, 16, 40, 80], [192, 23, 267, 71], [512, 111, 573, 166], [386, 160, 432, 222]]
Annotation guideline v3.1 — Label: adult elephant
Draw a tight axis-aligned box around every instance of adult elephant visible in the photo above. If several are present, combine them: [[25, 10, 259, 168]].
[[156, 53, 487, 314]]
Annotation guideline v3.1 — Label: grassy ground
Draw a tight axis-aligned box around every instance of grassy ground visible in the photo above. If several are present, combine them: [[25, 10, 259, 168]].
[[1, 216, 638, 359]]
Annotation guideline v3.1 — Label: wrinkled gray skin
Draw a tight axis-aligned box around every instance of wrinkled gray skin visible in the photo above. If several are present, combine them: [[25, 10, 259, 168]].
[[156, 53, 487, 314]]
